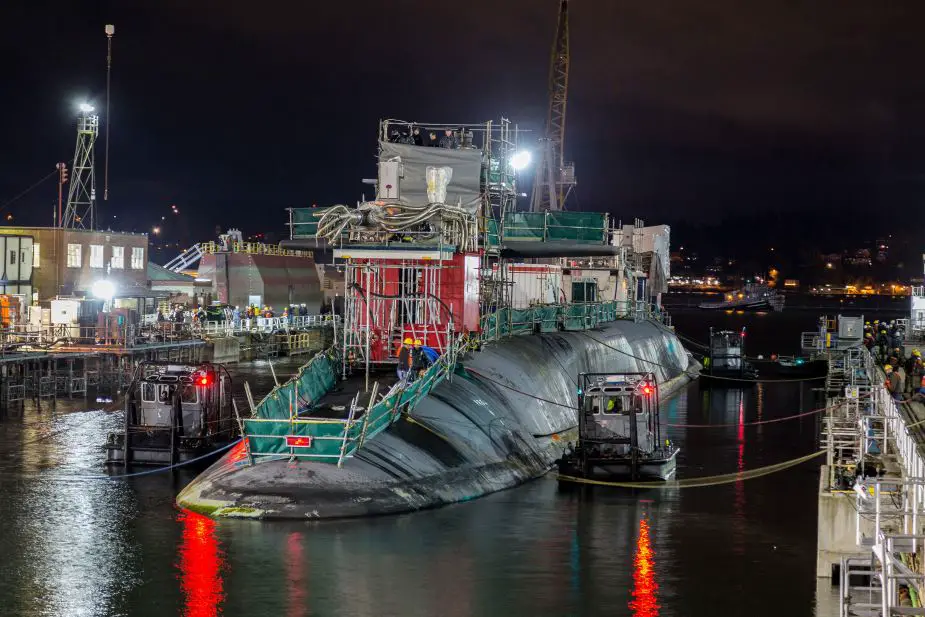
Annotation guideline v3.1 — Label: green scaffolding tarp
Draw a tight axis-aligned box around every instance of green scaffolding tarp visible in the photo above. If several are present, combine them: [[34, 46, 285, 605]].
[[545, 211, 607, 243], [290, 207, 334, 238]]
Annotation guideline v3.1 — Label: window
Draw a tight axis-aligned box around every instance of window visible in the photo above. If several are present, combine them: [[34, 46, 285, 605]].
[[32, 243, 39, 267], [89, 244, 104, 268], [131, 247, 144, 270], [111, 246, 124, 269], [9, 250, 16, 265], [66, 244, 81, 268], [142, 382, 155, 402]]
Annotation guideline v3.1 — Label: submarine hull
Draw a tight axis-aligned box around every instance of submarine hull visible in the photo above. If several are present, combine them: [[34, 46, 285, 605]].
[[177, 320, 694, 520]]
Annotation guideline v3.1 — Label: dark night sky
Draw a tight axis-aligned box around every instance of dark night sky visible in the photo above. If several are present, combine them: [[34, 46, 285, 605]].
[[3, 1, 925, 259]]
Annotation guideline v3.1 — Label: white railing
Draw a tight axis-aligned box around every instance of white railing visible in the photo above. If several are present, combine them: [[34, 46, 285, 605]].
[[194, 315, 341, 337]]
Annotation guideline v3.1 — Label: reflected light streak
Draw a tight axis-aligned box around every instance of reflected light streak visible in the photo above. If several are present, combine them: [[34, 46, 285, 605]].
[[629, 518, 659, 617], [178, 510, 225, 617], [287, 531, 308, 617]]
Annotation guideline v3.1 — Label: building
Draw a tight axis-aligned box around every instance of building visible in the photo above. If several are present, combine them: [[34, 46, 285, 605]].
[[0, 227, 149, 301]]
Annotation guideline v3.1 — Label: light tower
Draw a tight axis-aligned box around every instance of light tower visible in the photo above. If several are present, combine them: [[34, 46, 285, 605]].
[[62, 103, 99, 229], [530, 0, 576, 212]]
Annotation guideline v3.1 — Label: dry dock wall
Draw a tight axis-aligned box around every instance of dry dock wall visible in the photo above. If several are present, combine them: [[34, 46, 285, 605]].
[[177, 319, 692, 520]]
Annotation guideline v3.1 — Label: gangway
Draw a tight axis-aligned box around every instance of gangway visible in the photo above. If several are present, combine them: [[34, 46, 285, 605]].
[[164, 243, 203, 273]]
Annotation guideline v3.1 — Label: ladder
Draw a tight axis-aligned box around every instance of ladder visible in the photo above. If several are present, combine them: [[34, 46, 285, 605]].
[[164, 243, 204, 272]]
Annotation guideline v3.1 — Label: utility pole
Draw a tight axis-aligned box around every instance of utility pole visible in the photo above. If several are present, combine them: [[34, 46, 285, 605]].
[[56, 162, 68, 225]]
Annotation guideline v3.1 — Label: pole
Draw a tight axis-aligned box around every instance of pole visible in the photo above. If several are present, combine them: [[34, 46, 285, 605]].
[[103, 25, 114, 202]]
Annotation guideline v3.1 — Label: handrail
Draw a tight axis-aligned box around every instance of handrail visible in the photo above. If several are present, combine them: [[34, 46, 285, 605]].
[[242, 333, 467, 465]]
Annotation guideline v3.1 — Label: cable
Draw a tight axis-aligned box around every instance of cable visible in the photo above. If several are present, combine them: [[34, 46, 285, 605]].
[[556, 449, 826, 488], [580, 331, 826, 383], [466, 364, 844, 429], [0, 168, 59, 214], [46, 438, 242, 481]]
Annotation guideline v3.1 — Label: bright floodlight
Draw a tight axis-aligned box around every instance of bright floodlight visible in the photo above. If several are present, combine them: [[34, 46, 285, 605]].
[[511, 150, 532, 171], [92, 280, 116, 301], [79, 103, 95, 113]]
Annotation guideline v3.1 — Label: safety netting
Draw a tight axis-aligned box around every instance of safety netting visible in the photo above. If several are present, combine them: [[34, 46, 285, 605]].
[[479, 302, 624, 338]]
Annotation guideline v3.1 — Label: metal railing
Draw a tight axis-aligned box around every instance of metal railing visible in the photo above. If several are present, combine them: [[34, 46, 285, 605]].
[[240, 334, 466, 466], [478, 300, 666, 340]]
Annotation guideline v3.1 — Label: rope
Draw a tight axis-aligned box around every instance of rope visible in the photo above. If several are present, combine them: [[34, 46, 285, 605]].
[[5, 438, 243, 482], [556, 449, 825, 488], [580, 331, 826, 383], [465, 365, 839, 429]]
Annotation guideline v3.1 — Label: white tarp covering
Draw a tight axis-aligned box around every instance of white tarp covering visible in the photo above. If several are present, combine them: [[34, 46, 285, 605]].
[[378, 141, 482, 212]]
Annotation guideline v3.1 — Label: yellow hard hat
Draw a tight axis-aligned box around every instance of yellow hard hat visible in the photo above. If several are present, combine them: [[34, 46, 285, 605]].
[[414, 339, 422, 346], [884, 364, 893, 372], [914, 349, 921, 357], [403, 337, 413, 345]]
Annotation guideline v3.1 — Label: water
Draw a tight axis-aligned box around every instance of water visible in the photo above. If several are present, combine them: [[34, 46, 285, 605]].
[[0, 311, 902, 617]]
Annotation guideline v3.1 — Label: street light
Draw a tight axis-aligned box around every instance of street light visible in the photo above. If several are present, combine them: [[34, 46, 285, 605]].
[[510, 150, 532, 171], [152, 226, 161, 235], [78, 103, 95, 113]]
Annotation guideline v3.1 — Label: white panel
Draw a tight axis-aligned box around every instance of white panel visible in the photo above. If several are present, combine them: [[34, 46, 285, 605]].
[[377, 160, 402, 200], [50, 299, 80, 325]]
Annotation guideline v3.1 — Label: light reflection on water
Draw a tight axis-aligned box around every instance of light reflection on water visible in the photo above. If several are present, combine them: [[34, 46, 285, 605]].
[[0, 332, 837, 617]]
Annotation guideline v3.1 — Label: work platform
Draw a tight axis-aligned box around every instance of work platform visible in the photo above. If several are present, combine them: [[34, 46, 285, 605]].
[[813, 317, 925, 616]]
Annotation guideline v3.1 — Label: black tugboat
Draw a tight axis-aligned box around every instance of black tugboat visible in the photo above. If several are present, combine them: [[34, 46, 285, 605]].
[[701, 327, 758, 384], [557, 372, 679, 482], [105, 361, 237, 466]]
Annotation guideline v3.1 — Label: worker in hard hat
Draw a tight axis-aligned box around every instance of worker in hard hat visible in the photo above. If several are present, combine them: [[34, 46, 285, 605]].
[[397, 337, 413, 380], [410, 339, 425, 380], [906, 350, 923, 395]]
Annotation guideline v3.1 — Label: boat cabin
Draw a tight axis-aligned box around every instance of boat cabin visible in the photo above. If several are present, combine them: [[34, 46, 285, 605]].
[[106, 361, 235, 466]]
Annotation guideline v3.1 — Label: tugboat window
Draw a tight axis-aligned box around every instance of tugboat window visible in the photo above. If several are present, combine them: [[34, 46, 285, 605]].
[[181, 385, 198, 404], [142, 382, 155, 402]]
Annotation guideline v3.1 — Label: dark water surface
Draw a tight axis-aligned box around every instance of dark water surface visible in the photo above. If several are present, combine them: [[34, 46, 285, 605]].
[[0, 309, 903, 616]]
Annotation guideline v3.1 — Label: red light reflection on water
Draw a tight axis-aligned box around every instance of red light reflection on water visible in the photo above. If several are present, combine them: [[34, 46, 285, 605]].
[[286, 531, 308, 617], [178, 510, 225, 617], [629, 518, 659, 617]]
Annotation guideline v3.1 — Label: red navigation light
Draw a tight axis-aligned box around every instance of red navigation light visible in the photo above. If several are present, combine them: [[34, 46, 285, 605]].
[[642, 384, 653, 396], [285, 436, 313, 448], [195, 370, 214, 387]]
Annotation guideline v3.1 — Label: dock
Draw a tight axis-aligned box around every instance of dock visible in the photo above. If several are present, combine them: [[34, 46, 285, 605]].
[[812, 316, 925, 616], [0, 315, 338, 410]]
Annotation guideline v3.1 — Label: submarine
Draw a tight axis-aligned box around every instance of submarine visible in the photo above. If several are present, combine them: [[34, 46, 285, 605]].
[[177, 117, 696, 519]]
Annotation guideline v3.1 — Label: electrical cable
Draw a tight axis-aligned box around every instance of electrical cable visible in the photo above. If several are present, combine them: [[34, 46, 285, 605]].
[[464, 364, 838, 428], [556, 448, 826, 488], [0, 168, 59, 214], [580, 330, 826, 383]]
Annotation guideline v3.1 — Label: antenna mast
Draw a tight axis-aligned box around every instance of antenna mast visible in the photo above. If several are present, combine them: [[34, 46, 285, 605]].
[[62, 104, 99, 229], [530, 0, 576, 212]]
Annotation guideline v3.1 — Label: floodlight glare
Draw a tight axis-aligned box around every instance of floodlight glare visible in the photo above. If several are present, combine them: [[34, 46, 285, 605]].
[[79, 103, 95, 113], [510, 150, 532, 171], [92, 280, 115, 301]]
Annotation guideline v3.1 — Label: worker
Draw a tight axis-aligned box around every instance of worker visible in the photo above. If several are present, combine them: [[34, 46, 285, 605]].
[[282, 306, 290, 323], [885, 365, 903, 401], [427, 131, 439, 147], [905, 350, 922, 394], [397, 338, 412, 380], [232, 306, 241, 328], [299, 303, 307, 317], [439, 128, 458, 149], [877, 329, 889, 360], [411, 126, 423, 146], [410, 339, 425, 379]]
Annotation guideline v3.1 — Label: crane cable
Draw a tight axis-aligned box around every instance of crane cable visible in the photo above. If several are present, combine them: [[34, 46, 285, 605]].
[[556, 449, 826, 489]]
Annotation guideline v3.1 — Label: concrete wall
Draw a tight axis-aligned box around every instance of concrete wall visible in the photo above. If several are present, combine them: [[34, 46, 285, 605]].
[[816, 465, 872, 577], [204, 337, 241, 364]]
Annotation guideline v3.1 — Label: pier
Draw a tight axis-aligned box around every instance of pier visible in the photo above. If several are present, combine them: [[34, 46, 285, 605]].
[[0, 315, 337, 410], [813, 316, 925, 615]]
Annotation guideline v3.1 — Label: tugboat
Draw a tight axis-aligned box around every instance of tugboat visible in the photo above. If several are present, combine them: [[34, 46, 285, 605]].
[[105, 361, 237, 466], [698, 283, 784, 311], [557, 372, 679, 482], [701, 327, 759, 383]]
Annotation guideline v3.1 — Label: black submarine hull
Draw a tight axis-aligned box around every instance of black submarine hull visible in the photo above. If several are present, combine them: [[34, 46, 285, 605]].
[[177, 320, 694, 519]]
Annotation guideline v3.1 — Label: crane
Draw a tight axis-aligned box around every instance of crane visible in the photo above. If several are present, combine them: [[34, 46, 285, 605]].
[[530, 0, 576, 212]]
